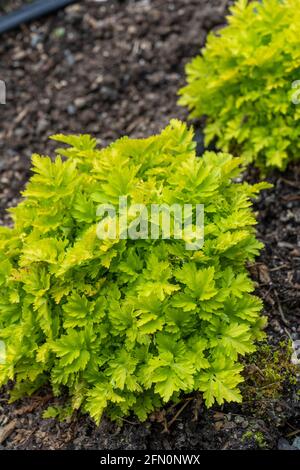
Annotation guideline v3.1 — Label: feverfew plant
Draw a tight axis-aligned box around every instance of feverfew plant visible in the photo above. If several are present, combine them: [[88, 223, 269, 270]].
[[179, 0, 300, 171], [0, 121, 268, 423]]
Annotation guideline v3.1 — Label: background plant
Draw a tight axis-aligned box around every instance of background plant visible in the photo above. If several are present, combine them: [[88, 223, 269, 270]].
[[0, 120, 269, 423], [179, 0, 300, 172]]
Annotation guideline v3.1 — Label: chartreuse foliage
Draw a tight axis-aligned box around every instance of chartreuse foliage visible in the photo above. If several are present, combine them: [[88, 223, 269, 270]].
[[0, 120, 269, 424], [179, 0, 300, 171]]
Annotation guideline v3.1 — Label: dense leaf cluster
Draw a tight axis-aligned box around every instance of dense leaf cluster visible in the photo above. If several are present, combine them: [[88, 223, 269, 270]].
[[0, 121, 268, 423], [179, 0, 300, 171]]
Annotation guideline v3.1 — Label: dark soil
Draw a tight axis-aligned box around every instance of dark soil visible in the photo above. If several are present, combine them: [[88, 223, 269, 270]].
[[0, 1, 33, 14], [0, 0, 299, 451]]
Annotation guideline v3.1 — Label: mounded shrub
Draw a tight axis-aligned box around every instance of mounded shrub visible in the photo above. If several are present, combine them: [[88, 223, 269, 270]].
[[0, 120, 269, 423], [179, 0, 300, 171]]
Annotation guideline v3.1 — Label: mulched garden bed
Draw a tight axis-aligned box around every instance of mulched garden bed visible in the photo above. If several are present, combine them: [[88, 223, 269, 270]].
[[0, 0, 299, 450]]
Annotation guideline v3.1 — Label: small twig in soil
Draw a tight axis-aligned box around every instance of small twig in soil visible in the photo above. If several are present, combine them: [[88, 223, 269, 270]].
[[281, 178, 300, 188], [118, 417, 139, 426], [284, 327, 293, 340], [262, 285, 273, 300], [286, 429, 300, 438], [258, 381, 283, 390], [0, 419, 17, 445], [248, 363, 265, 379], [281, 195, 300, 202], [278, 242, 297, 250], [13, 394, 53, 417], [269, 264, 289, 272], [164, 397, 193, 432], [192, 396, 202, 422], [274, 290, 290, 326]]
